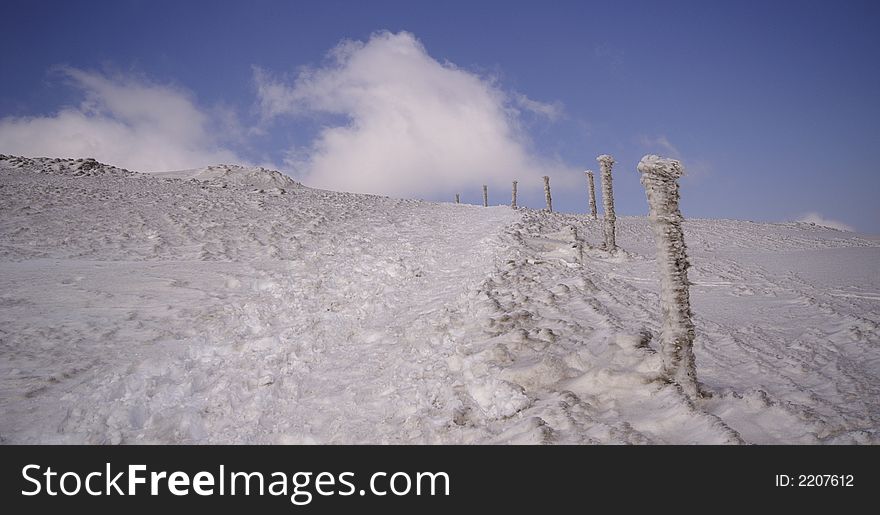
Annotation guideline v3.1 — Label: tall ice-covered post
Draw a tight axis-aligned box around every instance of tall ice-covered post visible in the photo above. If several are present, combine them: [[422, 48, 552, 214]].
[[586, 170, 597, 220], [543, 176, 552, 212], [482, 185, 488, 207], [637, 154, 698, 398], [511, 180, 518, 209], [597, 155, 617, 251]]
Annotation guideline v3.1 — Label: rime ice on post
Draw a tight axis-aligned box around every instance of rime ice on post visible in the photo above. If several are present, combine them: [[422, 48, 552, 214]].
[[586, 170, 597, 220], [482, 185, 488, 207], [455, 193, 460, 204], [543, 176, 552, 212], [637, 154, 698, 398], [511, 180, 518, 209], [597, 155, 617, 251]]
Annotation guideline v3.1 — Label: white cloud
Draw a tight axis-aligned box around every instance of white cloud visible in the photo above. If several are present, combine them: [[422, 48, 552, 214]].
[[255, 31, 574, 197], [797, 212, 854, 232], [638, 135, 713, 181], [512, 93, 564, 121], [0, 67, 245, 172], [640, 135, 681, 159]]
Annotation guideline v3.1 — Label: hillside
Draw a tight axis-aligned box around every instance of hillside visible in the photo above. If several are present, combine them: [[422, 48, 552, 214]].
[[1, 155, 878, 444]]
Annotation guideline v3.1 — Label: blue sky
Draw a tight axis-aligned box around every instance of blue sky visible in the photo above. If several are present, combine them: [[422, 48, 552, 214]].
[[2, 0, 878, 232]]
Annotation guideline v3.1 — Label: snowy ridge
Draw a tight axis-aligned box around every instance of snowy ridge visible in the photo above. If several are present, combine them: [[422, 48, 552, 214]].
[[1, 155, 878, 444], [0, 155, 137, 178], [149, 164, 301, 192]]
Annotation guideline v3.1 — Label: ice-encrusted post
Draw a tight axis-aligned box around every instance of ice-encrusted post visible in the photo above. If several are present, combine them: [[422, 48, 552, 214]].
[[637, 155, 698, 399], [482, 185, 488, 207], [543, 176, 552, 212], [586, 170, 598, 220], [597, 154, 617, 251], [511, 180, 518, 209], [455, 193, 460, 204]]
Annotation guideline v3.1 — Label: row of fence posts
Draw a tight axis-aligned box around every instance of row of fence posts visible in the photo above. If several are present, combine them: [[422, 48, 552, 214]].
[[454, 155, 619, 251], [453, 153, 699, 398]]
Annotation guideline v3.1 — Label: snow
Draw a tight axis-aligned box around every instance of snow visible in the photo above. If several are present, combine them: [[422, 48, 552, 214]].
[[1, 155, 878, 444]]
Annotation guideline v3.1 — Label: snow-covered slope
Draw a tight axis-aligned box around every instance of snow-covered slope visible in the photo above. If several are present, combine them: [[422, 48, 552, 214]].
[[1, 155, 878, 444]]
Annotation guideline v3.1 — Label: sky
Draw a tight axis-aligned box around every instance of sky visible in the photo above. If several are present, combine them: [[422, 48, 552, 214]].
[[1, 0, 878, 232]]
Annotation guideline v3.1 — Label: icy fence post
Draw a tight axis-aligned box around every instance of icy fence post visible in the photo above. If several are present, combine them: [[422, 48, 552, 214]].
[[543, 176, 552, 212], [597, 154, 617, 251], [511, 180, 518, 209], [483, 185, 488, 207], [455, 193, 460, 204], [586, 170, 598, 220], [637, 155, 698, 399]]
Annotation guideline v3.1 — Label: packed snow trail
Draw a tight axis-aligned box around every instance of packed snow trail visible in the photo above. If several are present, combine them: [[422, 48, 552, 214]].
[[0, 157, 519, 443], [1, 156, 878, 444]]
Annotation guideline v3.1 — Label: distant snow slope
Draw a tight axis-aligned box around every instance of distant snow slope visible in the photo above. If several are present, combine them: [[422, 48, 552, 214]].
[[1, 155, 878, 444]]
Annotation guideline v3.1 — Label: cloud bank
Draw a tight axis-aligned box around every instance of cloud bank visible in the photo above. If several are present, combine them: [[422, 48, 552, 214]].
[[797, 212, 854, 232], [0, 67, 244, 172], [255, 31, 573, 197]]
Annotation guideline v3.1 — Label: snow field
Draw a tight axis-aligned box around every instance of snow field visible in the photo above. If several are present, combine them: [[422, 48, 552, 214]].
[[1, 155, 878, 444]]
